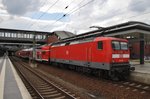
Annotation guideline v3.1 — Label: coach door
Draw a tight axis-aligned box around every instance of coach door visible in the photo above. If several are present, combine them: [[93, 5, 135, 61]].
[[86, 47, 92, 67]]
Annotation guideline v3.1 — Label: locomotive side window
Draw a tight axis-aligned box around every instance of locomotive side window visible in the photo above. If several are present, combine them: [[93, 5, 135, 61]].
[[120, 42, 128, 50], [97, 41, 103, 50], [65, 42, 70, 46], [112, 41, 120, 50]]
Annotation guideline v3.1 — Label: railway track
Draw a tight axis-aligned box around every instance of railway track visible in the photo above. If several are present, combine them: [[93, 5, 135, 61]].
[[33, 59, 150, 94], [10, 56, 150, 98], [118, 81, 150, 93], [99, 76, 150, 94], [10, 57, 80, 99]]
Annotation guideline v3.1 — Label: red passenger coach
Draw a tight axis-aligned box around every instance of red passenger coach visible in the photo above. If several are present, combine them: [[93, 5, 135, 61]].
[[16, 48, 32, 59], [50, 37, 132, 80], [40, 45, 50, 62]]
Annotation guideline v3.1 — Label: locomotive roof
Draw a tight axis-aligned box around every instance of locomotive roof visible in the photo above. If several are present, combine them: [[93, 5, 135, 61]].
[[94, 37, 128, 42]]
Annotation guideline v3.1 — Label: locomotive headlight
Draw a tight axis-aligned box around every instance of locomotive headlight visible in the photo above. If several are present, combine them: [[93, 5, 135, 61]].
[[123, 54, 129, 58], [112, 54, 119, 58]]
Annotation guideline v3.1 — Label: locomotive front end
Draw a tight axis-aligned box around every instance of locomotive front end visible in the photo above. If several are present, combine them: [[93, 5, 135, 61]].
[[110, 40, 134, 80]]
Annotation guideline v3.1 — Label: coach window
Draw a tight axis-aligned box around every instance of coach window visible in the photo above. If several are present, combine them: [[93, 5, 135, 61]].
[[97, 41, 103, 50]]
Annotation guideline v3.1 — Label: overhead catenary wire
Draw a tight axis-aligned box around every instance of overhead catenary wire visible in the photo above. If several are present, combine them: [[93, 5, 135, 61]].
[[26, 0, 92, 30], [123, 11, 150, 21], [26, 0, 149, 32], [31, 0, 49, 19], [36, 0, 60, 20], [66, 0, 147, 29], [104, 1, 150, 24], [43, 0, 95, 29], [44, 0, 87, 27], [66, 0, 87, 13], [45, 0, 144, 27], [46, 0, 86, 22], [27, 0, 60, 29], [68, 0, 145, 23], [65, 0, 75, 9], [68, 0, 95, 15], [120, 2, 150, 22], [25, 0, 50, 28], [30, 0, 75, 29], [109, 0, 146, 23]]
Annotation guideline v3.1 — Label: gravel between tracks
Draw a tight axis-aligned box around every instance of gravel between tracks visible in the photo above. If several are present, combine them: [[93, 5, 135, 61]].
[[35, 63, 150, 99]]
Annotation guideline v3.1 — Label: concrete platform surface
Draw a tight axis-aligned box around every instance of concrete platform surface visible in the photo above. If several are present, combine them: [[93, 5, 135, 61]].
[[0, 56, 32, 99], [130, 61, 150, 85]]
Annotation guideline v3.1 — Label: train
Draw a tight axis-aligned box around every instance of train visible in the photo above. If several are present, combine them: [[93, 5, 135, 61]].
[[15, 36, 135, 80]]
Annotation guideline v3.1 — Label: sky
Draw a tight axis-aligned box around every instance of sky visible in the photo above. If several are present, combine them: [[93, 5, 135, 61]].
[[0, 0, 150, 34]]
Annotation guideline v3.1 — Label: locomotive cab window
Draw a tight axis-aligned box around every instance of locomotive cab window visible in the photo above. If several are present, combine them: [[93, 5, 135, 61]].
[[97, 41, 103, 50], [112, 41, 120, 50], [112, 41, 128, 50], [120, 42, 128, 50]]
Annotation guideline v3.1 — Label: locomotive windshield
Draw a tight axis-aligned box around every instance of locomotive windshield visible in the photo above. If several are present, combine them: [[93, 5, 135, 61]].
[[112, 41, 128, 50], [112, 41, 120, 50], [120, 42, 128, 50]]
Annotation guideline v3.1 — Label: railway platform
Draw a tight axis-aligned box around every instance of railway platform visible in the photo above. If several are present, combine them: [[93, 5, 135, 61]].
[[130, 61, 150, 85], [0, 55, 32, 99]]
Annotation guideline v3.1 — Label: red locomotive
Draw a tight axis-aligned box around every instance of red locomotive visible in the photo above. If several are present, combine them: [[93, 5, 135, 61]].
[[50, 37, 132, 80], [16, 36, 133, 80]]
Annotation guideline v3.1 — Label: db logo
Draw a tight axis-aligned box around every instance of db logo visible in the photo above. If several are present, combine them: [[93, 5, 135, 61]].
[[66, 51, 69, 55], [120, 54, 123, 58]]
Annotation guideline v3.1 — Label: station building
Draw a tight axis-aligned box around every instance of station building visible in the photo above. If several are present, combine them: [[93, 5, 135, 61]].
[[46, 31, 75, 44]]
